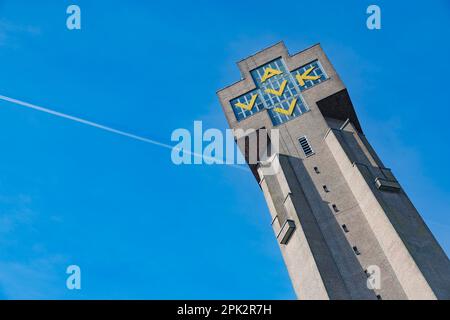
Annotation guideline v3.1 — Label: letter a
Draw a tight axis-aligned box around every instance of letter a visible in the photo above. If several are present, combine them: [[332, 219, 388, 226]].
[[171, 129, 192, 165], [66, 5, 81, 30], [366, 5, 381, 30], [66, 265, 81, 290]]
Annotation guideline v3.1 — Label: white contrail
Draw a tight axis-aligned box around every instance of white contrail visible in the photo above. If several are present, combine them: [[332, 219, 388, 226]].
[[0, 94, 174, 150], [0, 94, 249, 171]]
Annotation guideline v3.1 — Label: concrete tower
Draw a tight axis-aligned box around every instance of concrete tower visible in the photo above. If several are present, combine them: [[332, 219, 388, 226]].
[[217, 42, 450, 300]]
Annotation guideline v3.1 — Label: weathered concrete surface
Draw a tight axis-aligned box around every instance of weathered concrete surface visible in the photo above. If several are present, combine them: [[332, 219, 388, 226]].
[[217, 42, 450, 300]]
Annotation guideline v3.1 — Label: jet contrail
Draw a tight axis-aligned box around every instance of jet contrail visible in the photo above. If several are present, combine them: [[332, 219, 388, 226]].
[[0, 94, 249, 171], [0, 94, 174, 150]]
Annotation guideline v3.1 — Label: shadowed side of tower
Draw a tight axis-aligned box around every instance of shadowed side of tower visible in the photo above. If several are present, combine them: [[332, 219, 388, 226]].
[[217, 42, 450, 300]]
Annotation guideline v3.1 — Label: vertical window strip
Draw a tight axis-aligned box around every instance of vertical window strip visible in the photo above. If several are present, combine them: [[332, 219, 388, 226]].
[[299, 136, 314, 157]]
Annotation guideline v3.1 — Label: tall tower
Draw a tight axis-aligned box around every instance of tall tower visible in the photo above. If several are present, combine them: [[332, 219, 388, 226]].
[[217, 42, 450, 300]]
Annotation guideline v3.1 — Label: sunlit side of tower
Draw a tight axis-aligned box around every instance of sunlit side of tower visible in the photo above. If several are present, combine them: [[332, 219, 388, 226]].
[[217, 42, 450, 300]]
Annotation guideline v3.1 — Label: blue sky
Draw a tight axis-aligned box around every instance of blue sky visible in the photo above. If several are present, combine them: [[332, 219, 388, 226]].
[[0, 0, 449, 299]]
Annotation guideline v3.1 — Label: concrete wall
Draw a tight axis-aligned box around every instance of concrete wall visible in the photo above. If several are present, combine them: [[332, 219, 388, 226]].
[[217, 42, 450, 300]]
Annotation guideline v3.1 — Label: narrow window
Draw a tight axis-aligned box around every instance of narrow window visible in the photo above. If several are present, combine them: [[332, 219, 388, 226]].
[[323, 185, 329, 193], [313, 166, 320, 174], [332, 204, 339, 213], [353, 246, 361, 255], [299, 136, 314, 157], [342, 224, 349, 233]]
